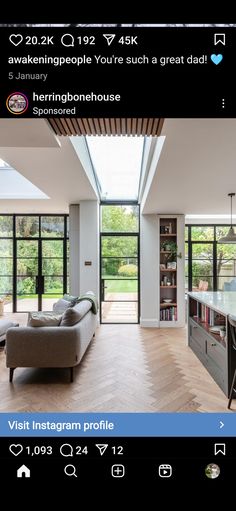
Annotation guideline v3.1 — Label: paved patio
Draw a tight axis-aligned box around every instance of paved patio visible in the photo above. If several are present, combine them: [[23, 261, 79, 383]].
[[3, 298, 56, 313], [2, 296, 138, 323]]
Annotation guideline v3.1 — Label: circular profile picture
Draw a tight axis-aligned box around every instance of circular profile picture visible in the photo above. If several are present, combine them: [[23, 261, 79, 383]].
[[6, 92, 28, 114], [205, 463, 220, 479]]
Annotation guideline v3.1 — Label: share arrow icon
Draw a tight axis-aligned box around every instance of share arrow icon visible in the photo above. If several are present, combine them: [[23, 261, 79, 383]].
[[103, 34, 116, 46], [96, 444, 109, 456]]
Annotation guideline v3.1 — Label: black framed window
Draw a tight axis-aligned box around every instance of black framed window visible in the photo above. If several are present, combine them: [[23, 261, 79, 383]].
[[185, 224, 236, 292]]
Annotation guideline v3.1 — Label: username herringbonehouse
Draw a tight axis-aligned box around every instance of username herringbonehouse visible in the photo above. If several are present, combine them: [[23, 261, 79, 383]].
[[33, 92, 121, 103]]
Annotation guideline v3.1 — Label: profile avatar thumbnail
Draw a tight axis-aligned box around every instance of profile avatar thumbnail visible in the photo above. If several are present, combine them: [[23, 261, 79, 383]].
[[205, 463, 220, 479], [6, 92, 29, 114]]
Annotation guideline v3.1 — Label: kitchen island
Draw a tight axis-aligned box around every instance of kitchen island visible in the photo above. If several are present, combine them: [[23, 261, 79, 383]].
[[188, 292, 236, 398]]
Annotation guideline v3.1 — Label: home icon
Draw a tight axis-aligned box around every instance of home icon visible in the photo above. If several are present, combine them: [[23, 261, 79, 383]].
[[17, 465, 30, 478]]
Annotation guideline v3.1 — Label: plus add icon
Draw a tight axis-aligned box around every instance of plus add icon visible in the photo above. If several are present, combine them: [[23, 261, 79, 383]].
[[111, 464, 125, 478]]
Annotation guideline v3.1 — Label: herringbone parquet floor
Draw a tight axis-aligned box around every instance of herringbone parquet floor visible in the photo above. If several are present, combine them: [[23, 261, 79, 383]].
[[0, 315, 234, 412]]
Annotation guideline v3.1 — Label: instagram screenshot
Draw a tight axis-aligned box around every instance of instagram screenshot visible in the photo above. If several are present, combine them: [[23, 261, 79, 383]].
[[0, 17, 236, 486]]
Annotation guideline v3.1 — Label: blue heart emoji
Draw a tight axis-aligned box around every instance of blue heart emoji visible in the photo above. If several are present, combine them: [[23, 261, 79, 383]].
[[211, 54, 223, 65]]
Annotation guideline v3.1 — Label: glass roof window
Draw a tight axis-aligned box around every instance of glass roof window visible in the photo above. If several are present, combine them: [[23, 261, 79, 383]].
[[86, 137, 144, 201]]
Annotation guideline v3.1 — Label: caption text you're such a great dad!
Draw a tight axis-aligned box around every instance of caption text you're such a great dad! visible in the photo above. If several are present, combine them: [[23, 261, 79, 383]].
[[90, 54, 207, 66]]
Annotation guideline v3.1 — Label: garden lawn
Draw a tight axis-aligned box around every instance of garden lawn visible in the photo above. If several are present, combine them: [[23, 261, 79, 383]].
[[104, 277, 137, 293]]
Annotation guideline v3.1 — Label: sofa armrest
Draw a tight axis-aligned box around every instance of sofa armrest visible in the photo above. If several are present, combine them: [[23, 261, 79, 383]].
[[6, 326, 80, 368]]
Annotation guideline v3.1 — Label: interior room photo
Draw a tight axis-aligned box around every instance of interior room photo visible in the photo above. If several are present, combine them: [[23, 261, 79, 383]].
[[0, 117, 236, 413]]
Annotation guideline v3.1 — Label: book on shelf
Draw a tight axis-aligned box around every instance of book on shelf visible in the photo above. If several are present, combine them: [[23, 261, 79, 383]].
[[160, 306, 177, 321], [192, 300, 226, 329], [209, 325, 226, 334], [194, 303, 214, 326]]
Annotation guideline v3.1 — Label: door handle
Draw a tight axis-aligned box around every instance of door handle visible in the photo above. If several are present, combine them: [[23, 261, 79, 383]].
[[41, 276, 45, 294], [36, 276, 39, 294], [101, 279, 106, 301]]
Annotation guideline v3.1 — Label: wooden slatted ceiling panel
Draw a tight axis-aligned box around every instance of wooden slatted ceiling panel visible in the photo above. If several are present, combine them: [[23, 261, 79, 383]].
[[115, 118, 121, 135], [104, 118, 111, 135], [48, 118, 164, 137]]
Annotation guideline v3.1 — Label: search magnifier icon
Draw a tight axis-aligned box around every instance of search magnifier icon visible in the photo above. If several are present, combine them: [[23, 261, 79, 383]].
[[61, 33, 74, 47], [64, 464, 77, 478]]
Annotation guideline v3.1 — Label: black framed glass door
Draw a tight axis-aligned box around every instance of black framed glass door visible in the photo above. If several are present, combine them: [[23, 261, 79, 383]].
[[100, 234, 139, 323], [16, 239, 39, 311], [15, 238, 65, 311], [0, 214, 69, 313], [41, 239, 64, 310]]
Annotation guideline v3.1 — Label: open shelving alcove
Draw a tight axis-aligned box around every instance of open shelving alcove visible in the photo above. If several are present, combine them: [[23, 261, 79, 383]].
[[157, 214, 185, 328]]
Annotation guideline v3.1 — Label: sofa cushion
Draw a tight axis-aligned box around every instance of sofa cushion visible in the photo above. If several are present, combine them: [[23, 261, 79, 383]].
[[73, 301, 92, 315], [60, 300, 91, 326], [28, 312, 62, 327], [53, 298, 73, 313], [76, 293, 98, 314], [63, 294, 79, 305]]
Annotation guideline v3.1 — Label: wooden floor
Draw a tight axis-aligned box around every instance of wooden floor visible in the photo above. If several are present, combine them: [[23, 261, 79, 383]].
[[0, 314, 234, 412]]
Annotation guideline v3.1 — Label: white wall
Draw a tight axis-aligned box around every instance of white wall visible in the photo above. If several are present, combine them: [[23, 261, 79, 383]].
[[140, 136, 166, 213], [70, 136, 99, 198], [69, 201, 99, 300], [79, 200, 99, 298], [69, 204, 80, 296], [140, 214, 159, 327]]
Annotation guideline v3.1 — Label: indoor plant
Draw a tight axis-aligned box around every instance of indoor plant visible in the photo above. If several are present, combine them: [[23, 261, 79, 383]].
[[160, 240, 182, 261]]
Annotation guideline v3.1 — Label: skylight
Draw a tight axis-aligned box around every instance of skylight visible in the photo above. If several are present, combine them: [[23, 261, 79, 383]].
[[86, 137, 144, 201], [0, 158, 48, 199]]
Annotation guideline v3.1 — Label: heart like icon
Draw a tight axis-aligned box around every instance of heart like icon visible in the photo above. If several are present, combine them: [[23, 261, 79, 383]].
[[211, 54, 223, 65], [9, 34, 23, 46], [9, 443, 23, 456]]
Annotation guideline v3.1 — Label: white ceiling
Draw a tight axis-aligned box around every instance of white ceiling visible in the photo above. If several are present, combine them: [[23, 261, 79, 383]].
[[142, 119, 236, 215], [1, 118, 236, 216], [0, 119, 97, 213], [0, 119, 60, 147]]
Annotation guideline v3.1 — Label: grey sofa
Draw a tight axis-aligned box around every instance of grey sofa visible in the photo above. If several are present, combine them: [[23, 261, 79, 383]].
[[6, 303, 97, 383]]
